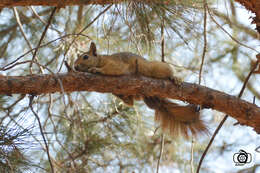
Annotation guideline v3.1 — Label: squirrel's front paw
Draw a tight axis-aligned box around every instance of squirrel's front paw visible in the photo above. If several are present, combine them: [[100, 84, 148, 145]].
[[88, 67, 100, 73], [169, 76, 182, 86]]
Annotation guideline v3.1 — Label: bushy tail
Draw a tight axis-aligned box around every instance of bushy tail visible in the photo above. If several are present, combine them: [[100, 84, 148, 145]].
[[143, 96, 208, 138]]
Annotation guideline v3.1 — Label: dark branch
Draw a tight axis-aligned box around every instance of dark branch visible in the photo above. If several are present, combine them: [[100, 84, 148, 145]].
[[0, 72, 260, 133], [0, 0, 168, 7]]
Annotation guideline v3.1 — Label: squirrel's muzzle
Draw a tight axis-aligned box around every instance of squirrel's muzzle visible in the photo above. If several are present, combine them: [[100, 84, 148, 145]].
[[75, 65, 80, 71], [74, 64, 89, 72]]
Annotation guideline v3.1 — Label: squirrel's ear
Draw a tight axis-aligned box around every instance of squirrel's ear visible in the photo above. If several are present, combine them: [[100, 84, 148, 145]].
[[89, 42, 97, 56]]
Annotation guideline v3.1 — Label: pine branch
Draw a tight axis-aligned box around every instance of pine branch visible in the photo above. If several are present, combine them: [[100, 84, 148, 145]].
[[0, 72, 259, 133], [0, 0, 168, 7], [1, 0, 259, 34]]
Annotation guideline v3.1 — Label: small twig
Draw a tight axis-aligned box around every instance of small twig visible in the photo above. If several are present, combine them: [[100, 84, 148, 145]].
[[156, 22, 166, 173], [29, 7, 57, 73], [79, 5, 113, 35], [196, 115, 228, 173], [2, 60, 34, 71], [199, 1, 207, 85], [3, 95, 26, 111], [29, 95, 54, 173], [2, 60, 54, 73], [13, 7, 33, 51], [47, 94, 76, 167], [196, 57, 259, 173], [58, 5, 113, 72], [255, 145, 260, 153], [1, 33, 89, 71], [29, 6, 61, 34], [161, 19, 165, 62], [238, 61, 259, 98], [196, 2, 208, 171], [156, 134, 164, 173], [190, 137, 195, 173], [12, 7, 44, 74], [5, 157, 14, 173], [30, 6, 47, 24], [64, 61, 73, 72], [208, 8, 259, 53], [115, 6, 142, 54]]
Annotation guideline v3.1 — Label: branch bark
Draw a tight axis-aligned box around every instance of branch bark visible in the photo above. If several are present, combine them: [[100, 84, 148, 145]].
[[1, 72, 260, 133], [0, 0, 166, 7]]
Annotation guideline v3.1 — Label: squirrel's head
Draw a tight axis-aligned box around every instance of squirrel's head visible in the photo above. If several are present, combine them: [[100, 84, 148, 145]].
[[74, 42, 99, 72]]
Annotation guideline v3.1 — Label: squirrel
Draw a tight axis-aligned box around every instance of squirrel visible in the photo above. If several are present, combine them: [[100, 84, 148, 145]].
[[74, 42, 208, 138]]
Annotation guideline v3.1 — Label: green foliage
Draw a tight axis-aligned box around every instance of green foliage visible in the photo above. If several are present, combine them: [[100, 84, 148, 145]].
[[0, 125, 31, 172], [48, 96, 155, 172]]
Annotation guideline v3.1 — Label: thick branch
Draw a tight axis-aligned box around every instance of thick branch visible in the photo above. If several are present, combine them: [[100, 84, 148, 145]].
[[0, 72, 260, 133], [0, 0, 166, 7]]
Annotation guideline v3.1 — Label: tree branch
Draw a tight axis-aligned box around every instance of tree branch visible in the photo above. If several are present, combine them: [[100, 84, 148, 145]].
[[0, 0, 168, 7], [1, 0, 259, 34], [0, 72, 260, 133]]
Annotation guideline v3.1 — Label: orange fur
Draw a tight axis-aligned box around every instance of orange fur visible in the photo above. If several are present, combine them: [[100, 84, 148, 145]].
[[74, 42, 208, 138]]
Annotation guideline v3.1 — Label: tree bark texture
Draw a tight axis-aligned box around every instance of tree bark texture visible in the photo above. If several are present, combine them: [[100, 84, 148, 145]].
[[0, 0, 166, 7], [0, 72, 259, 133]]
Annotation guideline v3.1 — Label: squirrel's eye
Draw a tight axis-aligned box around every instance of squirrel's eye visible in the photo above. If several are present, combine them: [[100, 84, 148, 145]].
[[83, 55, 89, 60]]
